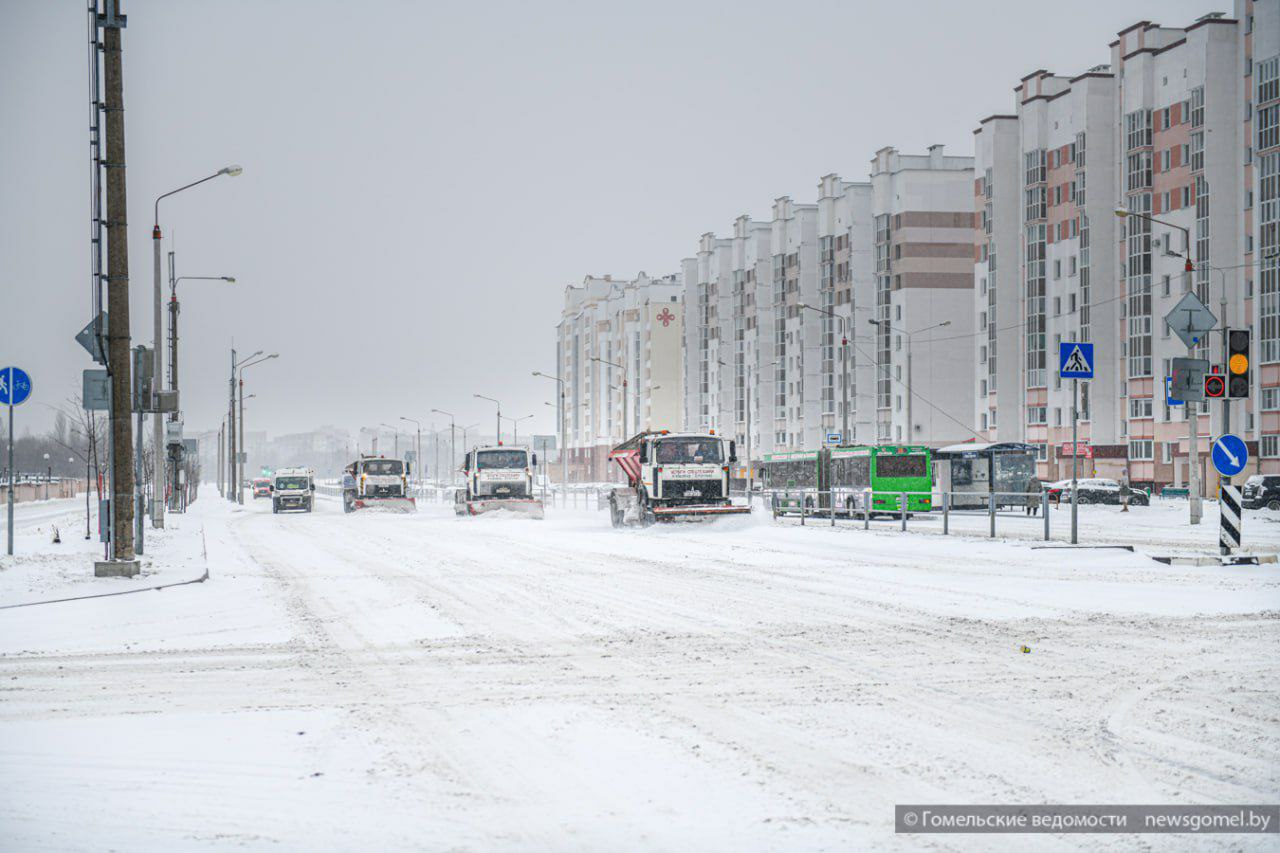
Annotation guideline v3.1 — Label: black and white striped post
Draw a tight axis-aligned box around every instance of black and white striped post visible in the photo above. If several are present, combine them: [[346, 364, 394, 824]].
[[1219, 483, 1242, 554]]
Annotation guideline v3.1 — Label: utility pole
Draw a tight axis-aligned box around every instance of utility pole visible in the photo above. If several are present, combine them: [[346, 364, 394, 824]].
[[227, 348, 236, 503], [101, 1, 135, 567]]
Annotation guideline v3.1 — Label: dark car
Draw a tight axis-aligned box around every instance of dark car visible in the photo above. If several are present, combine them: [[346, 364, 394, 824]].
[[1242, 475, 1280, 511], [1045, 478, 1150, 506]]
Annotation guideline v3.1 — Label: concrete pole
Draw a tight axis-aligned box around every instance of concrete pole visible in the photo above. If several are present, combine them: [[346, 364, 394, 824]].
[[1187, 338, 1202, 525], [151, 226, 164, 528], [237, 378, 245, 504], [103, 18, 135, 561], [841, 326, 849, 442], [227, 350, 236, 503], [1071, 378, 1078, 545], [906, 348, 913, 444]]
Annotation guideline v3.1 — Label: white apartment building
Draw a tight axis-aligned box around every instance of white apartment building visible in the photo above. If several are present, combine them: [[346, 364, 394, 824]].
[[1242, 0, 1280, 473], [870, 145, 977, 446], [975, 67, 1121, 481], [557, 272, 684, 482], [1113, 13, 1248, 489]]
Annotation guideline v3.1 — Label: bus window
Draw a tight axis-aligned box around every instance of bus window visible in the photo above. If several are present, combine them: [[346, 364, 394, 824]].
[[875, 454, 927, 479]]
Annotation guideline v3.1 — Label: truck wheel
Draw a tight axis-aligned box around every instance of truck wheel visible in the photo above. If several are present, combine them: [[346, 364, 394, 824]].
[[1267, 499, 1280, 512]]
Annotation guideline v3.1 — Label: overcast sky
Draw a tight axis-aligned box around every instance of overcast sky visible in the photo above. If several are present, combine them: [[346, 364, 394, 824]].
[[2, 0, 1220, 441]]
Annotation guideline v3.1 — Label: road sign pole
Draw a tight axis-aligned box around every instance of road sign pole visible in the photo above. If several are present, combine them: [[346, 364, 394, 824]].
[[1071, 377, 1078, 545], [7, 392, 13, 556], [1187, 343, 1202, 526]]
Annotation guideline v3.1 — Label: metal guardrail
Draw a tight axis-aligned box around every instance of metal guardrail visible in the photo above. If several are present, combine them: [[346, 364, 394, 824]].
[[761, 488, 1057, 540]]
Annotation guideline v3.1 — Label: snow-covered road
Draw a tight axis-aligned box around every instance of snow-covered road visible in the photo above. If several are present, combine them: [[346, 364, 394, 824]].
[[1, 494, 1278, 850]]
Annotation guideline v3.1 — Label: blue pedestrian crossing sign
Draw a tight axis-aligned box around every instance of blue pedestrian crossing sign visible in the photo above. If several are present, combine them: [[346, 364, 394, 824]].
[[1211, 433, 1248, 478], [1059, 342, 1094, 379], [0, 367, 32, 406]]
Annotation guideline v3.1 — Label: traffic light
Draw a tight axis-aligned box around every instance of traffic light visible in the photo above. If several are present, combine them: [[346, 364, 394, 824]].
[[1227, 328, 1250, 398], [1204, 370, 1226, 399]]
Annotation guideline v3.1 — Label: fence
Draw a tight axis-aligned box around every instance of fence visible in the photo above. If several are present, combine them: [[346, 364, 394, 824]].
[[0, 479, 87, 506], [761, 488, 1058, 541]]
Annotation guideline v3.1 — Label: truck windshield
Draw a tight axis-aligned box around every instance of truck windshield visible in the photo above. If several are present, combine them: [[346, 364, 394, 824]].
[[477, 450, 528, 469], [362, 460, 403, 476], [655, 439, 723, 464], [275, 477, 309, 490]]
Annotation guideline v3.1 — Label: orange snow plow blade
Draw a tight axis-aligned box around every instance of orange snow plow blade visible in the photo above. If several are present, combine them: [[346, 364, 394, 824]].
[[651, 504, 751, 522], [353, 497, 417, 513]]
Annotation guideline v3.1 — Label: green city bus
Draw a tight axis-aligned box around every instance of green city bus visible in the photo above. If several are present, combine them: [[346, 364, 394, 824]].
[[761, 445, 933, 516]]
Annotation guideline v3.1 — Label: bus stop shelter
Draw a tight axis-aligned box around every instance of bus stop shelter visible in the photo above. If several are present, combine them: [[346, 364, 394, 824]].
[[933, 442, 1038, 510]]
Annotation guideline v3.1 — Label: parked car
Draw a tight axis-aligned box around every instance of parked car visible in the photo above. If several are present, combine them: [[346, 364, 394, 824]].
[[1044, 478, 1149, 506], [1242, 474, 1280, 511], [251, 477, 273, 499]]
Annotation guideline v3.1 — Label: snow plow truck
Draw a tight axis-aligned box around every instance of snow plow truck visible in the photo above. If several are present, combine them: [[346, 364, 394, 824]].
[[455, 444, 544, 518], [342, 455, 416, 513], [607, 430, 750, 527]]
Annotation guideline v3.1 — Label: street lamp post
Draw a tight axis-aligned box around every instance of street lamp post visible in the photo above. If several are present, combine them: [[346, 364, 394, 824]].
[[400, 417, 422, 490], [228, 348, 261, 504], [503, 414, 534, 445], [801, 303, 851, 443], [238, 353, 277, 505], [474, 394, 501, 443], [531, 371, 567, 487], [1115, 206, 1202, 524], [167, 274, 234, 510], [431, 409, 457, 486], [867, 319, 950, 443], [591, 357, 627, 443], [152, 165, 242, 527]]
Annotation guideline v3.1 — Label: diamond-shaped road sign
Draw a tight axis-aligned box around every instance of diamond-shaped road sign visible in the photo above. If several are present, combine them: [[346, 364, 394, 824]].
[[1165, 292, 1217, 349], [75, 312, 108, 366]]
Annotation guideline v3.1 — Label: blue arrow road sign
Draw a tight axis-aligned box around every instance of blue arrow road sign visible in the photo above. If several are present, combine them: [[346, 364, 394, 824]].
[[0, 367, 32, 406], [1059, 342, 1094, 379], [1165, 376, 1184, 407], [1211, 434, 1248, 478]]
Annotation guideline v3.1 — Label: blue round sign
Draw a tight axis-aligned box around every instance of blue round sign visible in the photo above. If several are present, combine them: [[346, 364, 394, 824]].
[[0, 367, 32, 406], [1211, 434, 1248, 478]]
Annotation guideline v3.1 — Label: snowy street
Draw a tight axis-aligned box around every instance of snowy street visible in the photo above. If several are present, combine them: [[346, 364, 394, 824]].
[[2, 494, 1279, 850]]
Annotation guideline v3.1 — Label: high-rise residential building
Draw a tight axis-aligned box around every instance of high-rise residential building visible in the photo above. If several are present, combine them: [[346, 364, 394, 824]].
[[869, 145, 977, 445], [557, 272, 684, 482], [973, 115, 1021, 441], [767, 196, 822, 451], [981, 66, 1121, 481], [1113, 13, 1247, 489], [728, 214, 772, 465], [1242, 0, 1280, 474]]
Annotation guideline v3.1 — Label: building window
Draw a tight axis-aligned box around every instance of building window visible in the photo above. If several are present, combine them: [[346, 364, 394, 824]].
[[1262, 435, 1280, 458], [1129, 397, 1153, 419], [1128, 439, 1154, 460], [1262, 387, 1280, 411], [1028, 406, 1046, 425]]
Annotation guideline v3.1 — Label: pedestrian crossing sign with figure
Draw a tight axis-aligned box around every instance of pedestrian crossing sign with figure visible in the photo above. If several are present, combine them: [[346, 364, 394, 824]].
[[1058, 342, 1094, 379]]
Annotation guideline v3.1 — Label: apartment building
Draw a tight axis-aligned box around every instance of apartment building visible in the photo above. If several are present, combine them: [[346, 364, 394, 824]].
[[870, 145, 977, 445], [982, 66, 1121, 481], [1243, 0, 1280, 473], [1113, 13, 1247, 489], [557, 272, 684, 482]]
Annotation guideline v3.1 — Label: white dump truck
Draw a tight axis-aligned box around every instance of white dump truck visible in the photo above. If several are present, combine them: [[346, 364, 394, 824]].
[[342, 455, 416, 513], [454, 444, 544, 518], [271, 466, 316, 513], [607, 430, 750, 526]]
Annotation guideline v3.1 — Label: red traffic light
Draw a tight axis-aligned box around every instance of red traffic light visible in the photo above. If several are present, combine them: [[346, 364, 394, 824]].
[[1203, 374, 1226, 398]]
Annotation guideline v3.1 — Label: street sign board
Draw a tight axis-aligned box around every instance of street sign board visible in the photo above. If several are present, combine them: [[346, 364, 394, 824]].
[[1211, 433, 1248, 478], [165, 420, 184, 447], [1165, 292, 1217, 349], [1058, 442, 1093, 458], [1058, 342, 1094, 379], [182, 438, 198, 456], [0, 367, 32, 406], [825, 432, 842, 445], [132, 346, 152, 412], [1165, 376, 1183, 407], [74, 312, 108, 365], [1170, 357, 1208, 402], [83, 369, 110, 411]]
